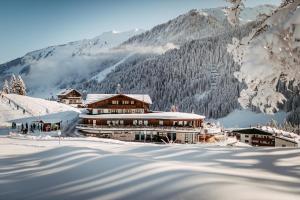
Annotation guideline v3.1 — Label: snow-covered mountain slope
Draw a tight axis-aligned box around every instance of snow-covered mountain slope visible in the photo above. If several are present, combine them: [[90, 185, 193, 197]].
[[0, 93, 80, 127], [122, 5, 275, 47], [74, 5, 276, 87], [202, 4, 276, 23], [0, 96, 31, 127], [122, 10, 227, 47], [83, 23, 255, 120], [0, 29, 144, 97]]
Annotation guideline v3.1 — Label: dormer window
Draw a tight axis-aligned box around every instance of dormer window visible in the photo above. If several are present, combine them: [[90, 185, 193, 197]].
[[122, 100, 129, 104]]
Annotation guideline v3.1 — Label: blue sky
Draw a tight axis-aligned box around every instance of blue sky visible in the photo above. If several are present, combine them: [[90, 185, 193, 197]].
[[0, 0, 281, 63]]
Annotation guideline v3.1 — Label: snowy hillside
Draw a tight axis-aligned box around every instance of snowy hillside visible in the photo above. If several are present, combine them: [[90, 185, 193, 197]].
[[0, 136, 300, 200], [0, 29, 144, 97], [203, 4, 275, 23], [0, 93, 80, 127], [122, 5, 275, 47], [0, 96, 31, 127]]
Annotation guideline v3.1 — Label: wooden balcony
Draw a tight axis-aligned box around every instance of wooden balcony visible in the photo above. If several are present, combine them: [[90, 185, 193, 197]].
[[76, 124, 202, 133]]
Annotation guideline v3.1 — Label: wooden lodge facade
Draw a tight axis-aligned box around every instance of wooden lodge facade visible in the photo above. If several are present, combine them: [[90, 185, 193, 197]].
[[57, 89, 82, 107], [77, 93, 205, 144], [233, 128, 275, 147]]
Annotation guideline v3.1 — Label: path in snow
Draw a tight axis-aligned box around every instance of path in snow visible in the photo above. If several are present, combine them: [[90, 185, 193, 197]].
[[0, 136, 299, 200]]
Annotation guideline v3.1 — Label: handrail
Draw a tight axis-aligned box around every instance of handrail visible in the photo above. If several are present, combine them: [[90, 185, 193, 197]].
[[0, 93, 34, 116]]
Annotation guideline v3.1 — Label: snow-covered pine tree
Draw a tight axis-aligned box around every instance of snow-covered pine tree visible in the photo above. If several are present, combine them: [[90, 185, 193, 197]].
[[14, 75, 27, 95], [9, 74, 17, 94], [2, 80, 10, 94], [17, 75, 26, 95]]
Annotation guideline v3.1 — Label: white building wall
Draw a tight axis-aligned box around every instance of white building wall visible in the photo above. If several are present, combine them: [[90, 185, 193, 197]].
[[240, 134, 252, 145], [275, 137, 298, 147]]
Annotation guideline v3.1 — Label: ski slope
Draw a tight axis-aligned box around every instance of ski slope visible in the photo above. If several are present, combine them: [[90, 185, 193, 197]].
[[0, 96, 31, 127], [0, 94, 80, 127], [0, 136, 299, 200]]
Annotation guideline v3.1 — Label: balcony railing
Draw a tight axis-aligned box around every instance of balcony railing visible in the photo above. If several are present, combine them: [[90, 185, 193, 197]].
[[76, 124, 202, 133]]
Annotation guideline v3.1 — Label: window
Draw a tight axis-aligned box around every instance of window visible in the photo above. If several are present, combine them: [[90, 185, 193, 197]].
[[112, 100, 118, 104], [131, 101, 134, 104], [159, 120, 164, 126], [133, 120, 137, 125], [138, 120, 143, 125], [122, 100, 129, 104], [245, 135, 249, 138], [245, 140, 249, 143], [120, 120, 124, 125], [144, 120, 148, 126], [178, 121, 183, 126], [92, 109, 98, 115]]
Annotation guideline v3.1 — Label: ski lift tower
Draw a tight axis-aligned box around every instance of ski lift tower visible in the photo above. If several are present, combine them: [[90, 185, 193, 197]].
[[210, 64, 220, 90]]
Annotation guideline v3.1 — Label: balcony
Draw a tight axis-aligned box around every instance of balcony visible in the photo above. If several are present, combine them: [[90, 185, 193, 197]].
[[76, 124, 202, 133]]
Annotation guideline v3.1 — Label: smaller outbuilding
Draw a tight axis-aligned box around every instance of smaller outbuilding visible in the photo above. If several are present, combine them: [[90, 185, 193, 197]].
[[57, 89, 82, 107]]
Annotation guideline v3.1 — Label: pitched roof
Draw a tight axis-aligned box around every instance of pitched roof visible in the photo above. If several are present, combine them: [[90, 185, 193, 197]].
[[232, 128, 273, 135], [85, 94, 152, 105], [57, 89, 81, 96]]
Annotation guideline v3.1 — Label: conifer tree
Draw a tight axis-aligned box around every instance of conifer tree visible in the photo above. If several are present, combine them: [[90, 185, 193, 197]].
[[2, 80, 10, 94], [9, 74, 17, 94], [14, 75, 27, 95], [17, 75, 26, 95]]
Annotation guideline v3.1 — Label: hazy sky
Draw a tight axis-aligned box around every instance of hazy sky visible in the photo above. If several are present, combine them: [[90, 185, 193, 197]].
[[0, 0, 281, 63]]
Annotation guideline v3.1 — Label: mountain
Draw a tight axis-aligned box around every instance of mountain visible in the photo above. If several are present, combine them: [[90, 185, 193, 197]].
[[122, 5, 275, 47], [82, 23, 255, 119], [0, 29, 144, 96]]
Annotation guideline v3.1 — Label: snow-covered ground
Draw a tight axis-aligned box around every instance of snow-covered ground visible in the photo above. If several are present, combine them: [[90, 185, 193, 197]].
[[0, 136, 299, 200], [215, 109, 287, 128]]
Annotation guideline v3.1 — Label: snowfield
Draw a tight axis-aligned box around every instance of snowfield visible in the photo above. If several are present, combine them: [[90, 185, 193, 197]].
[[0, 136, 299, 200], [0, 93, 80, 128]]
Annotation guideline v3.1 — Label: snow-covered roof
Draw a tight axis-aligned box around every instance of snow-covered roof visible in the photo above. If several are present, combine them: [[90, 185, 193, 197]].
[[80, 112, 205, 120], [57, 89, 81, 96], [85, 94, 152, 105], [275, 136, 299, 145], [259, 126, 300, 145]]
